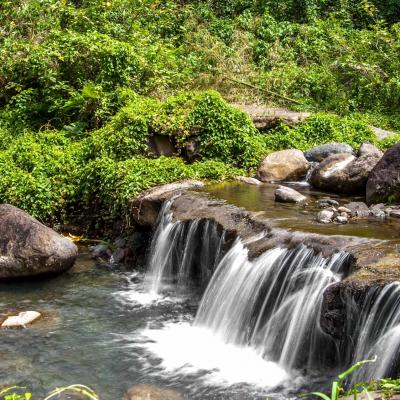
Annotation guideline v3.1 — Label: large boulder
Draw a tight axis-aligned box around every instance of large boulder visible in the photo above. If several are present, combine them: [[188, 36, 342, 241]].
[[0, 204, 77, 279], [366, 143, 400, 205], [311, 152, 381, 194], [304, 143, 353, 162], [257, 149, 309, 182]]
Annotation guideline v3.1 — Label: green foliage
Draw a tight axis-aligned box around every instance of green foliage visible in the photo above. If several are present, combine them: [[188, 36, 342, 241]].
[[301, 357, 377, 400], [347, 378, 400, 399], [378, 134, 400, 151], [0, 384, 98, 400], [1, 0, 400, 224], [264, 114, 376, 152]]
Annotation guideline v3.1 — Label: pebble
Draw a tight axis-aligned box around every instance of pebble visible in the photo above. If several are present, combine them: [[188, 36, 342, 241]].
[[317, 210, 334, 224], [317, 198, 340, 208], [1, 311, 41, 328], [336, 215, 348, 224]]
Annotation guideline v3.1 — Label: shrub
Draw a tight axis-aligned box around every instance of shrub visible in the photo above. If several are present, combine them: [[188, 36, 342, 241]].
[[264, 113, 376, 151]]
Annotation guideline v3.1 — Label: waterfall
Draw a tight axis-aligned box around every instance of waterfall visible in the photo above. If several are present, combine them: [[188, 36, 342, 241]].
[[194, 239, 349, 371], [349, 282, 400, 384], [146, 200, 225, 294], [144, 199, 400, 383]]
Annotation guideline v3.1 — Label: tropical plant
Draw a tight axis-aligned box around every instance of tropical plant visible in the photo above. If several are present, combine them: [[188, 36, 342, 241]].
[[0, 385, 99, 400], [301, 357, 377, 400]]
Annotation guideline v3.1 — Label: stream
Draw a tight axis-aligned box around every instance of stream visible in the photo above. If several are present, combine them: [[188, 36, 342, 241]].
[[1, 182, 400, 399]]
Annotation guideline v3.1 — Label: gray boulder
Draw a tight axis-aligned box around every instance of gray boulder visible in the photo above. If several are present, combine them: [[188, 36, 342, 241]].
[[366, 143, 400, 205], [358, 142, 383, 158], [304, 143, 353, 162], [275, 186, 307, 203], [311, 152, 381, 194], [257, 149, 309, 182], [343, 202, 371, 218], [0, 204, 78, 279]]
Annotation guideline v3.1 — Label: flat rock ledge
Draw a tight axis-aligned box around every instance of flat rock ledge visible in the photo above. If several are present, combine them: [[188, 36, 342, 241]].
[[0, 204, 78, 279]]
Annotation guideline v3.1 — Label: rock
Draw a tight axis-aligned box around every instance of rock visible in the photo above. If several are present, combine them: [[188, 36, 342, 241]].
[[343, 202, 371, 218], [0, 204, 78, 279], [123, 384, 183, 400], [1, 311, 41, 328], [369, 204, 386, 219], [358, 142, 383, 158], [366, 144, 400, 205], [111, 247, 126, 264], [337, 206, 351, 214], [317, 210, 334, 224], [185, 136, 200, 162], [335, 215, 348, 224], [341, 391, 400, 400], [304, 143, 353, 162], [90, 244, 112, 261], [274, 186, 307, 203], [131, 180, 205, 226], [317, 198, 340, 208], [148, 134, 175, 157], [389, 210, 400, 219], [257, 150, 309, 182], [233, 105, 310, 130], [236, 176, 261, 185], [369, 125, 398, 140], [310, 152, 381, 194]]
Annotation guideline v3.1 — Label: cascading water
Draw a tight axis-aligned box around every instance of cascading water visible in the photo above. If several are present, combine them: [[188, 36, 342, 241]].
[[146, 200, 225, 294], [349, 282, 400, 384], [194, 239, 349, 371], [141, 197, 400, 390]]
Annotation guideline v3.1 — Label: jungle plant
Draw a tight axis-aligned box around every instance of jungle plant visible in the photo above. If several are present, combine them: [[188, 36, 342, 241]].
[[0, 385, 99, 400], [301, 357, 377, 400]]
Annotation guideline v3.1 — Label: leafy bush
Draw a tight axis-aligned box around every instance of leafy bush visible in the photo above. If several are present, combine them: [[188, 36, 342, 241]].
[[264, 114, 376, 151]]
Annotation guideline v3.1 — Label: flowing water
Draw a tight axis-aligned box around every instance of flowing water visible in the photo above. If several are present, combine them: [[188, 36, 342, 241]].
[[2, 184, 400, 399]]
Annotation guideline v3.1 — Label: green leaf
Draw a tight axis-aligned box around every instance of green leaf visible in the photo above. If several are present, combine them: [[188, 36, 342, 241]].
[[300, 392, 332, 400]]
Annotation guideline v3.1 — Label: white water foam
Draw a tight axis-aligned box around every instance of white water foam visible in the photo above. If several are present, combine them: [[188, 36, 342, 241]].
[[137, 321, 289, 388]]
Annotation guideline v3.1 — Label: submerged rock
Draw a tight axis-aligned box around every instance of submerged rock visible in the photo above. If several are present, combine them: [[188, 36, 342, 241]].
[[236, 176, 261, 185], [123, 384, 183, 400], [311, 152, 380, 194], [275, 186, 307, 203], [1, 311, 41, 328], [366, 143, 400, 205], [304, 143, 353, 162], [257, 149, 309, 182], [0, 204, 77, 279]]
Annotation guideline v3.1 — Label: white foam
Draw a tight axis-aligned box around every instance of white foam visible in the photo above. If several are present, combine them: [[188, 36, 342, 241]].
[[138, 322, 289, 388]]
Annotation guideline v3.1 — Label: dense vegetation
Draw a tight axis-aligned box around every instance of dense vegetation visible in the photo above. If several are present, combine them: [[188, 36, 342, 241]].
[[1, 0, 400, 225]]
